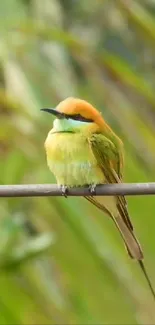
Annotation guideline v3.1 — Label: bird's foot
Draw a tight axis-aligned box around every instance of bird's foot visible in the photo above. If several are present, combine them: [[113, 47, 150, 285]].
[[88, 184, 96, 195], [59, 185, 68, 198]]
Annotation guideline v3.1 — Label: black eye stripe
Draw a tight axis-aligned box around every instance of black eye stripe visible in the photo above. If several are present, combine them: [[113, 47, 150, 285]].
[[66, 114, 93, 123], [41, 108, 94, 122]]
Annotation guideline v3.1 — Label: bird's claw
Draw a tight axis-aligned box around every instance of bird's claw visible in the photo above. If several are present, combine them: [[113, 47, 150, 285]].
[[60, 185, 68, 198], [88, 184, 96, 195]]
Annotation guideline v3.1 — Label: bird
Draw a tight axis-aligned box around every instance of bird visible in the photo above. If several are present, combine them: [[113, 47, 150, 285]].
[[41, 97, 155, 299]]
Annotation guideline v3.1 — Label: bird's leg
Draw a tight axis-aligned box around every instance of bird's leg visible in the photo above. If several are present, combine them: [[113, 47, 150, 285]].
[[59, 185, 68, 198], [88, 184, 96, 195]]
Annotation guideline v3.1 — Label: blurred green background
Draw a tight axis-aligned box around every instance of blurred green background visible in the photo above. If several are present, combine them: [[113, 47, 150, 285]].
[[1, 0, 155, 324]]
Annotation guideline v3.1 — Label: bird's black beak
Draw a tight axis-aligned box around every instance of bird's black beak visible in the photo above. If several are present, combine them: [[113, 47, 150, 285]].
[[41, 108, 66, 119]]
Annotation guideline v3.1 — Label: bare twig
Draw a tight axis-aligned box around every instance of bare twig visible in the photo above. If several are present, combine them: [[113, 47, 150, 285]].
[[0, 183, 155, 198]]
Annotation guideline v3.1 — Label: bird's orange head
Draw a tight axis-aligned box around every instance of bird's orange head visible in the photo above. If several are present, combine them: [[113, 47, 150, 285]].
[[41, 97, 106, 128]]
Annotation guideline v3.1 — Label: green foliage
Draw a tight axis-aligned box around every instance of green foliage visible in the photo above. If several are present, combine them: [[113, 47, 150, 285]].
[[1, 0, 155, 323]]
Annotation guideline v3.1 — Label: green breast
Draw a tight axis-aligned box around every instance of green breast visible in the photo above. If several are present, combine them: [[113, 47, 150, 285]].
[[45, 131, 104, 186]]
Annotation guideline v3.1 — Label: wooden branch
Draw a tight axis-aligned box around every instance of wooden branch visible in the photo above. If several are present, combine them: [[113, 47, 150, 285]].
[[0, 183, 155, 197]]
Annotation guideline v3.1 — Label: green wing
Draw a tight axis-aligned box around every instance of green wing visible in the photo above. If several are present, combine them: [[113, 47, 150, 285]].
[[88, 133, 133, 231], [86, 133, 143, 260]]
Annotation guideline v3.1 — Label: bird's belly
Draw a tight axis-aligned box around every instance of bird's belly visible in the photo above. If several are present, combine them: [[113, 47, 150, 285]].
[[45, 132, 104, 186]]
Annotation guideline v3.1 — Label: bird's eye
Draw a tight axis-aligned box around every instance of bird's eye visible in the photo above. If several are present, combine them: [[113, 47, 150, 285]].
[[70, 114, 93, 123]]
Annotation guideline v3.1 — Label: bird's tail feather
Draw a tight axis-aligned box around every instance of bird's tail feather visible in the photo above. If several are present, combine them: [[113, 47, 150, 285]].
[[85, 195, 143, 260], [112, 211, 143, 260], [112, 214, 155, 299], [139, 260, 155, 300], [85, 196, 155, 300]]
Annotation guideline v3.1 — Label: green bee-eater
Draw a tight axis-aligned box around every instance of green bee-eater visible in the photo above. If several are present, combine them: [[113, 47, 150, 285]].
[[42, 97, 155, 299]]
